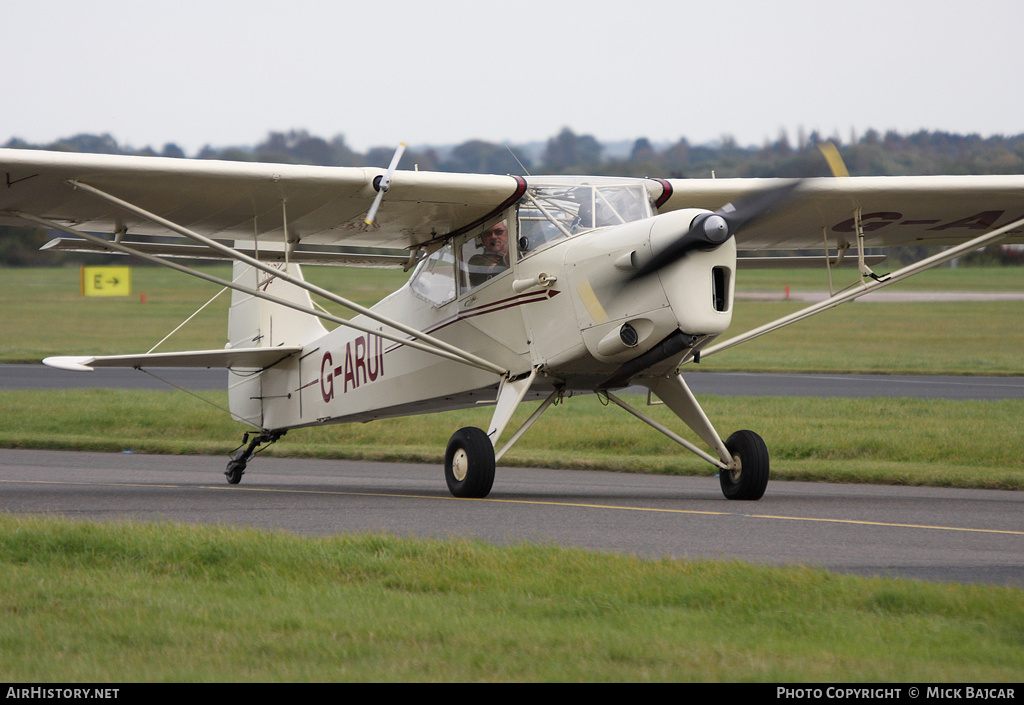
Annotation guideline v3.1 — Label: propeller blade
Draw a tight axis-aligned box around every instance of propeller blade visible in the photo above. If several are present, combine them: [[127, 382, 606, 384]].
[[818, 141, 850, 177], [364, 142, 406, 226], [630, 179, 801, 281], [716, 178, 802, 233]]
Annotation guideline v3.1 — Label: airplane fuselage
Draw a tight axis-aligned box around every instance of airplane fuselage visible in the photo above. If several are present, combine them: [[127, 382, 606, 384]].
[[237, 177, 737, 432]]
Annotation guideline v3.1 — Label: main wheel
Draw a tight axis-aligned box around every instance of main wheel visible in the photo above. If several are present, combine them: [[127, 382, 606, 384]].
[[444, 427, 496, 498], [720, 430, 769, 501]]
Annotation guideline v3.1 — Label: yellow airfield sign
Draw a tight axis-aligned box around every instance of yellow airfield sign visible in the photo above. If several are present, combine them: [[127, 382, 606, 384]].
[[81, 266, 131, 297]]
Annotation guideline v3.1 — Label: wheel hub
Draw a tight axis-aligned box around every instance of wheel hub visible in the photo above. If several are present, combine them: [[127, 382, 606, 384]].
[[727, 454, 743, 483], [452, 448, 469, 481]]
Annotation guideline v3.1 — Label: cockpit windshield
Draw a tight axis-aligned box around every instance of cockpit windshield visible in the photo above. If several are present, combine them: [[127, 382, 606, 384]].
[[517, 178, 653, 256]]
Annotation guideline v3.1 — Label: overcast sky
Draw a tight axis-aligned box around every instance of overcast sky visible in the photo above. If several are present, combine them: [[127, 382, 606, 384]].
[[4, 0, 1023, 156]]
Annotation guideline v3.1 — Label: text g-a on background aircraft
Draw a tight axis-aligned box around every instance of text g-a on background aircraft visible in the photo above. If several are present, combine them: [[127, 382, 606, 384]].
[[3, 144, 1023, 500]]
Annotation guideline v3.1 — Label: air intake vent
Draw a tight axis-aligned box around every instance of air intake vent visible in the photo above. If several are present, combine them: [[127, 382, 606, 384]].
[[712, 266, 730, 312]]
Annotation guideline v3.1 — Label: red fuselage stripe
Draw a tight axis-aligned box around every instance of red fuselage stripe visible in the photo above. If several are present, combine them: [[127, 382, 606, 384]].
[[383, 288, 559, 354]]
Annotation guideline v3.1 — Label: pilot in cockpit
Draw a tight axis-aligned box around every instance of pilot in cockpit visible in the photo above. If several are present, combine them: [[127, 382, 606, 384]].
[[571, 198, 593, 233], [467, 220, 510, 287]]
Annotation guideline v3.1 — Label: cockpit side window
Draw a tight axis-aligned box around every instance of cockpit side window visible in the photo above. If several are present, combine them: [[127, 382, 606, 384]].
[[409, 243, 457, 307], [459, 219, 512, 293]]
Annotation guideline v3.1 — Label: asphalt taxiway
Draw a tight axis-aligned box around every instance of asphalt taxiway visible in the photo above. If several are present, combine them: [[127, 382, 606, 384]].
[[1, 449, 1020, 586]]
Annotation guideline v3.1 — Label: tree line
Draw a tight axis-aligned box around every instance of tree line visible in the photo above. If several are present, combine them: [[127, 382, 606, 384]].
[[8, 126, 1024, 177], [3, 126, 1024, 265]]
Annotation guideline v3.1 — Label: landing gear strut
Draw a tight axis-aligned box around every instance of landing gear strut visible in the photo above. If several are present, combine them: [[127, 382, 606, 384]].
[[608, 375, 772, 501], [225, 430, 285, 484]]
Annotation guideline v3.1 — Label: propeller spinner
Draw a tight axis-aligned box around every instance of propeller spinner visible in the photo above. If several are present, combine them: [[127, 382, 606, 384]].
[[629, 179, 801, 281]]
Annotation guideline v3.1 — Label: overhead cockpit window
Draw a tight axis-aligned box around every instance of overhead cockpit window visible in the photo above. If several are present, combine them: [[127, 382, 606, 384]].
[[517, 179, 653, 256], [410, 243, 457, 306]]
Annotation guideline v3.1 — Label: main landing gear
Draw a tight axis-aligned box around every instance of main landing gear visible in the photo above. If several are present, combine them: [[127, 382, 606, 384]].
[[444, 427, 496, 498], [720, 430, 770, 501], [441, 421, 768, 501], [606, 375, 771, 501], [438, 372, 770, 502], [224, 430, 285, 484], [441, 371, 559, 499]]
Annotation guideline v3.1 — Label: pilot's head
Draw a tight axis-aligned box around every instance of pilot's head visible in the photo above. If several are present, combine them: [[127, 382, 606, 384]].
[[480, 221, 508, 258]]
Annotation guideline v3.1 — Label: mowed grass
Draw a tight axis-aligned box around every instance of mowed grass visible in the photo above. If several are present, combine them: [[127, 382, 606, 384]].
[[2, 389, 1022, 490], [723, 265, 1024, 374], [719, 299, 1024, 375], [2, 515, 1021, 682], [0, 265, 411, 362], [1, 265, 1023, 374], [734, 264, 1024, 293]]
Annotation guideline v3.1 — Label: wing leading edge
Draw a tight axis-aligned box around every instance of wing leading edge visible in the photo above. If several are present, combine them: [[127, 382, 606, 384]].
[[0, 148, 524, 251], [660, 175, 1024, 249], [7, 148, 1024, 255]]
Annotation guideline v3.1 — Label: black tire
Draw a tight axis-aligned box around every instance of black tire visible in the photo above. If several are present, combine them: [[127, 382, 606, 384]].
[[225, 460, 245, 485], [444, 427, 496, 498], [720, 430, 769, 501]]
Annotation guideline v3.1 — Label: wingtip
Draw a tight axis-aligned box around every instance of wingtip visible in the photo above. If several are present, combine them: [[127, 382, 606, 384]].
[[42, 356, 96, 372]]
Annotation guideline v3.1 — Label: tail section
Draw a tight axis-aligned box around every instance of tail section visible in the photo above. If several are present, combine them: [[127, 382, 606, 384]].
[[228, 255, 328, 428]]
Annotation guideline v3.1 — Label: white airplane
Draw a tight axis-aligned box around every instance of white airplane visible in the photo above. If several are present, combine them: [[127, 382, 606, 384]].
[[2, 146, 1023, 501]]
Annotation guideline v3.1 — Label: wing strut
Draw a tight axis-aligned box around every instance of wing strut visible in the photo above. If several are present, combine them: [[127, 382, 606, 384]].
[[697, 214, 1024, 361], [604, 383, 729, 470], [48, 180, 509, 377], [13, 210, 507, 376]]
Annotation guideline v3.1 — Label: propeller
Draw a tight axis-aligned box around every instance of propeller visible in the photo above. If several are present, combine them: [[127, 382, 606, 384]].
[[364, 142, 406, 226], [818, 141, 850, 178], [629, 179, 801, 281]]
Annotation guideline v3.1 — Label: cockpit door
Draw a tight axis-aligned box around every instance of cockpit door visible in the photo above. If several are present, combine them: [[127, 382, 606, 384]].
[[456, 216, 530, 356]]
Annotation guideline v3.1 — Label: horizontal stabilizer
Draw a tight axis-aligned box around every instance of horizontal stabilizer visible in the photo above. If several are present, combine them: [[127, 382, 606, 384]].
[[43, 346, 302, 372], [42, 237, 412, 268]]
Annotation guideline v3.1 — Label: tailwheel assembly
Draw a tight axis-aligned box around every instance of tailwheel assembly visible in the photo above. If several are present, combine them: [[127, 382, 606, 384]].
[[225, 430, 285, 485]]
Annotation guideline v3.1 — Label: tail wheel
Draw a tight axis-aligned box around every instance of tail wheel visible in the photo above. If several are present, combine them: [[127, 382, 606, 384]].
[[444, 427, 496, 498], [720, 430, 769, 501], [224, 460, 245, 485]]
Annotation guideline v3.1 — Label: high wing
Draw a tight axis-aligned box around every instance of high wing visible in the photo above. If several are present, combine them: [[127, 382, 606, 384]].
[[0, 148, 525, 251], [660, 176, 1024, 248], [6, 148, 1024, 253]]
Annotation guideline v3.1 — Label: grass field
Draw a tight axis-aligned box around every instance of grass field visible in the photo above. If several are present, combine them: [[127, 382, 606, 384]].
[[722, 266, 1024, 374], [2, 389, 1022, 491], [2, 515, 1021, 682], [2, 265, 1023, 374]]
